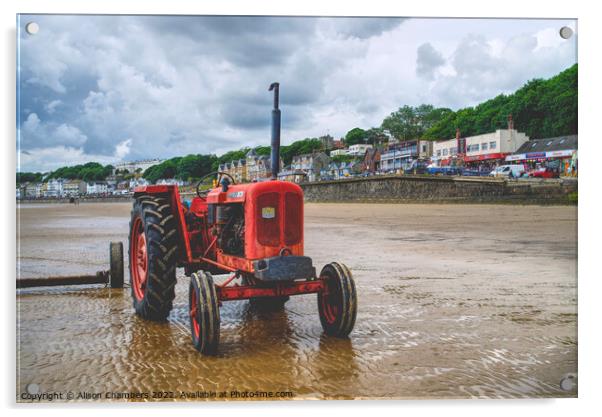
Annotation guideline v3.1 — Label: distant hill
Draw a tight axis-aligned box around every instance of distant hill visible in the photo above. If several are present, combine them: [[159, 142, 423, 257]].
[[422, 64, 577, 140]]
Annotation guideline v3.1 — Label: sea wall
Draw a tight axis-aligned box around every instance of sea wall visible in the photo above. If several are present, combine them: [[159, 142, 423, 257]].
[[300, 175, 578, 205]]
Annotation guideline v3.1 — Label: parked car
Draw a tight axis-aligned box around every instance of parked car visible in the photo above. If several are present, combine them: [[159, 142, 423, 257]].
[[461, 168, 490, 177], [427, 166, 462, 176], [489, 165, 526, 178], [529, 167, 559, 179]]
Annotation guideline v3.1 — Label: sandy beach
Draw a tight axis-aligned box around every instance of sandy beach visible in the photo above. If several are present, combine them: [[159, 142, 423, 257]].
[[16, 202, 577, 400]]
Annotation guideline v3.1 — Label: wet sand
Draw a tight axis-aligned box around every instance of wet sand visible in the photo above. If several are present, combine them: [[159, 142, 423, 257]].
[[16, 202, 577, 400]]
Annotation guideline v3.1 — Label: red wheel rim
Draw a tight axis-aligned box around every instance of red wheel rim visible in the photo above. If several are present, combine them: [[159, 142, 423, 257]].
[[190, 287, 200, 339], [320, 274, 340, 325], [131, 217, 148, 301]]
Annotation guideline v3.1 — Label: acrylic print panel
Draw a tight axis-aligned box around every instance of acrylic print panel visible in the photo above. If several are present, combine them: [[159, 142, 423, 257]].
[[16, 14, 578, 402]]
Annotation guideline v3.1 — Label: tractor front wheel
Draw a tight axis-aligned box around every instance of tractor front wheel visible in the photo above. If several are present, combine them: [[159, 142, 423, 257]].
[[128, 195, 179, 321], [189, 271, 220, 355], [318, 262, 357, 337]]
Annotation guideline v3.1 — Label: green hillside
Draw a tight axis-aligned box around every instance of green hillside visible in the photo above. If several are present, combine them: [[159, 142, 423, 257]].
[[422, 64, 577, 140]]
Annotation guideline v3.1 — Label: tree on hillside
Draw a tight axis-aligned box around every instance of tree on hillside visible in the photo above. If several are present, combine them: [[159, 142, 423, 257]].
[[254, 146, 271, 156], [177, 154, 216, 181], [330, 154, 357, 164], [381, 104, 452, 140], [280, 138, 323, 165], [143, 158, 181, 184], [344, 128, 367, 146], [422, 64, 577, 140], [364, 127, 388, 145], [44, 162, 114, 182], [16, 172, 44, 184]]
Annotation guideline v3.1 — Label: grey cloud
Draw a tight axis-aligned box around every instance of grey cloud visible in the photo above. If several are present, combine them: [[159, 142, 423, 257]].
[[18, 14, 394, 164], [416, 42, 446, 80], [425, 32, 576, 108], [322, 17, 404, 39], [20, 112, 88, 149], [16, 15, 576, 171], [221, 102, 271, 129], [141, 16, 316, 68]]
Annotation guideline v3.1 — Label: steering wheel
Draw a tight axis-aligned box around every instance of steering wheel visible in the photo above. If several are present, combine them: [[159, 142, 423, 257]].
[[196, 171, 236, 199]]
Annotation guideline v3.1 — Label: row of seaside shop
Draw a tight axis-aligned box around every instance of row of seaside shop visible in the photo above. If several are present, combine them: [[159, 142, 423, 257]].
[[219, 116, 577, 183], [274, 130, 578, 183], [373, 118, 577, 177]]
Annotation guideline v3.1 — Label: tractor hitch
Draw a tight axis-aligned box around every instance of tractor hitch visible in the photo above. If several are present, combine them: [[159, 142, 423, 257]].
[[16, 242, 125, 289]]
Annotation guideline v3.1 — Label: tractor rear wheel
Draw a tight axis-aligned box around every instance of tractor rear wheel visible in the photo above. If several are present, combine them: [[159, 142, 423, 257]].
[[189, 271, 220, 355], [318, 262, 357, 337], [128, 195, 179, 321]]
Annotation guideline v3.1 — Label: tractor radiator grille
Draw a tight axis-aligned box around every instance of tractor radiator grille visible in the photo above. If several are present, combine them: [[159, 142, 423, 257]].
[[284, 192, 302, 245], [256, 192, 280, 246]]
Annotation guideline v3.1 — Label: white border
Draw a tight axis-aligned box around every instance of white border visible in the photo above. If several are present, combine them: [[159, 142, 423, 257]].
[[3, 1, 600, 417]]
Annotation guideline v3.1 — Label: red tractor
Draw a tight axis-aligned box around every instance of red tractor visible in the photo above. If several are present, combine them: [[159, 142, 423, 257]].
[[128, 83, 357, 354]]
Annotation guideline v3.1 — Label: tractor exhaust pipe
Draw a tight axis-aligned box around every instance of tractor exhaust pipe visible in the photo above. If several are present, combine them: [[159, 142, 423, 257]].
[[269, 82, 281, 180]]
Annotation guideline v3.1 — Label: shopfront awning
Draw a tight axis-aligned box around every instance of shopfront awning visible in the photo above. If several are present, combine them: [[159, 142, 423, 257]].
[[505, 149, 575, 162], [464, 152, 508, 162]]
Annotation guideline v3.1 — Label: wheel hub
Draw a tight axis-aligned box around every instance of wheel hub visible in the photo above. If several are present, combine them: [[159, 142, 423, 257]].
[[131, 217, 148, 301]]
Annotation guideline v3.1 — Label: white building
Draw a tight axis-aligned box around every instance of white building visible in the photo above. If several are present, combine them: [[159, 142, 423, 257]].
[[24, 182, 43, 198], [63, 180, 87, 196], [432, 138, 458, 163], [44, 179, 63, 198], [433, 128, 528, 165], [86, 181, 109, 194], [330, 149, 349, 157], [113, 159, 164, 174], [156, 178, 186, 186], [464, 130, 528, 161], [347, 144, 373, 156], [130, 178, 149, 188]]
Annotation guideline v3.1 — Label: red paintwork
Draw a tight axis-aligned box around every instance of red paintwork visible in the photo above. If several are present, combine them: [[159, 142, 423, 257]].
[[206, 180, 304, 260], [130, 216, 147, 301], [463, 152, 508, 162], [190, 286, 200, 338], [134, 179, 314, 302], [529, 168, 559, 178], [217, 279, 324, 301], [319, 278, 339, 325]]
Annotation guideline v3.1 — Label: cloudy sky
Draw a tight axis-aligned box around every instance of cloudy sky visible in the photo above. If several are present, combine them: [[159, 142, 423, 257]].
[[17, 15, 577, 172]]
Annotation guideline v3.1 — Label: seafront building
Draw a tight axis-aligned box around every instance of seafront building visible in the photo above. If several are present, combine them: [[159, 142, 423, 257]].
[[291, 152, 331, 182], [380, 140, 433, 172], [507, 135, 578, 176], [113, 159, 164, 174], [431, 117, 529, 169], [63, 180, 86, 196], [219, 148, 284, 182]]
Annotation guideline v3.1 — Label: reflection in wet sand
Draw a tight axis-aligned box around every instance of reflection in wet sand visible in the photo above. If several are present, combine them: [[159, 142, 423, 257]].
[[16, 203, 577, 400]]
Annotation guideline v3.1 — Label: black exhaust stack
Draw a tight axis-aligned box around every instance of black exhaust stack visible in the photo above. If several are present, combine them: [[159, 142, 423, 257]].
[[269, 82, 280, 180]]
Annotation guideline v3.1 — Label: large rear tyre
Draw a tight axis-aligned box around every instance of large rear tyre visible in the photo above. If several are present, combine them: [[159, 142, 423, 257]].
[[189, 271, 220, 355], [128, 195, 179, 321], [318, 262, 357, 337]]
